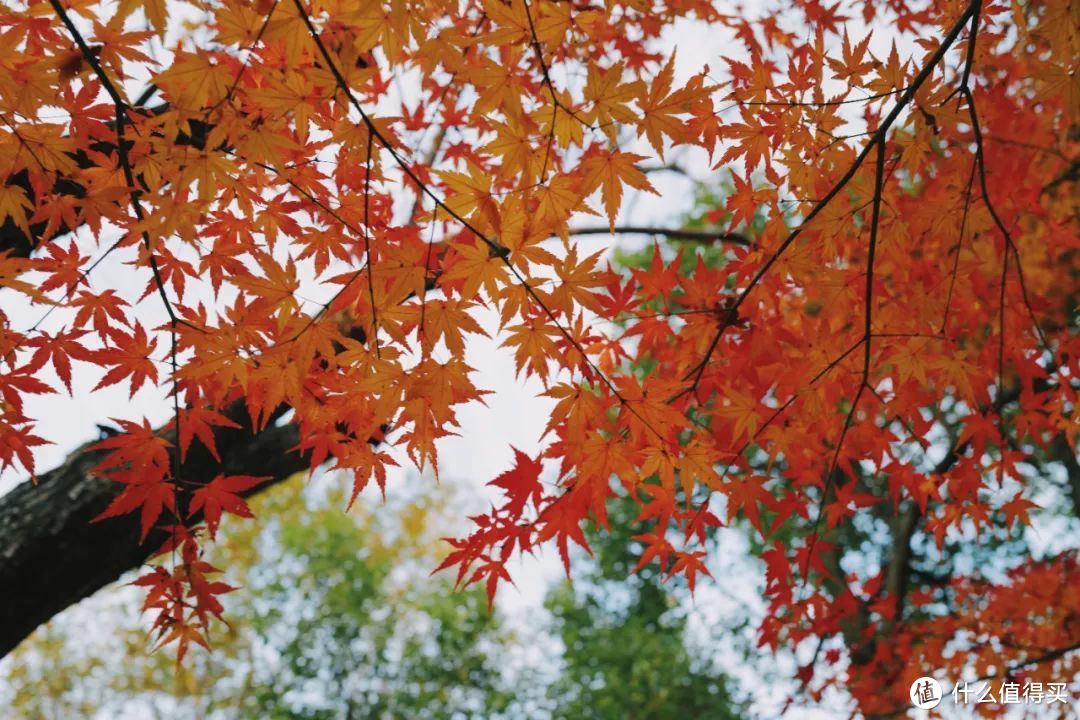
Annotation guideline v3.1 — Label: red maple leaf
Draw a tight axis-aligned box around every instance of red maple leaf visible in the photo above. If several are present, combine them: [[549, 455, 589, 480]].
[[188, 474, 269, 539]]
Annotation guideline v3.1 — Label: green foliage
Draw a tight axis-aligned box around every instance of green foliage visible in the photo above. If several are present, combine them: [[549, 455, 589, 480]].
[[228, 483, 514, 720], [1, 477, 513, 720], [545, 497, 740, 720], [0, 475, 739, 719]]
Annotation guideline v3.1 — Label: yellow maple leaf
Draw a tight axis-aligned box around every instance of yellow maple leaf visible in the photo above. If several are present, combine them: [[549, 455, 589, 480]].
[[0, 185, 33, 235], [580, 151, 658, 229], [154, 51, 232, 110], [637, 53, 712, 159], [116, 0, 167, 37], [436, 161, 499, 229], [583, 61, 645, 142], [443, 237, 509, 300]]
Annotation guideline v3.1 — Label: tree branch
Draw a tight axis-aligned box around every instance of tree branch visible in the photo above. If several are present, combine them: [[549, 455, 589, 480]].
[[567, 225, 751, 245], [0, 403, 305, 658], [976, 640, 1080, 682], [0, 103, 208, 259]]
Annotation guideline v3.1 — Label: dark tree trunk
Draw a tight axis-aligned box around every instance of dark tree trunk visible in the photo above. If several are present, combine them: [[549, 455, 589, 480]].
[[0, 406, 304, 658]]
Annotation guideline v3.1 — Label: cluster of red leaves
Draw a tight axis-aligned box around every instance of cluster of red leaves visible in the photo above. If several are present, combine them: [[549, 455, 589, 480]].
[[130, 525, 236, 662], [0, 0, 1076, 711]]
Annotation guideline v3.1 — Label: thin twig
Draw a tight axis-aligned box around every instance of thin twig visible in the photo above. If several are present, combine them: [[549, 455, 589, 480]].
[[685, 0, 979, 394], [802, 138, 887, 583], [289, 0, 666, 441], [363, 131, 379, 357], [940, 157, 978, 333], [568, 225, 751, 245]]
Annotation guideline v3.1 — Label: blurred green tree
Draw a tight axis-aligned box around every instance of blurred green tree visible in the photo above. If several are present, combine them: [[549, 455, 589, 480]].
[[0, 473, 739, 719], [1, 476, 512, 720], [546, 496, 739, 720]]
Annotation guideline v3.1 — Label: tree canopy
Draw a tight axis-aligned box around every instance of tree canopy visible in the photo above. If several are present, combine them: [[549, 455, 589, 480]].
[[0, 0, 1076, 714]]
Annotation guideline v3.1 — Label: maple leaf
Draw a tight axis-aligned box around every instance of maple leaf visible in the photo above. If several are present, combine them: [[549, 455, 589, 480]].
[[713, 385, 762, 444], [667, 550, 712, 593], [632, 532, 674, 573], [472, 558, 514, 611], [488, 447, 544, 518], [637, 54, 711, 158], [0, 420, 50, 478], [549, 245, 606, 314], [92, 324, 159, 398], [534, 172, 582, 230], [480, 0, 529, 45], [583, 61, 646, 141], [580, 151, 658, 229], [436, 162, 499, 227], [536, 486, 595, 577], [189, 474, 268, 539], [503, 317, 561, 380], [153, 51, 231, 109], [726, 172, 773, 230], [156, 619, 212, 663], [999, 492, 1039, 531], [722, 476, 775, 535], [442, 236, 509, 300], [0, 370, 55, 413], [484, 118, 541, 182], [71, 289, 130, 339], [177, 407, 242, 462], [23, 330, 95, 394], [0, 252, 47, 304], [33, 240, 86, 295], [634, 482, 676, 525], [716, 109, 773, 174], [115, 0, 167, 37], [90, 418, 172, 481], [867, 41, 906, 95], [0, 185, 33, 235], [185, 560, 236, 625], [419, 298, 489, 356], [639, 445, 677, 490], [684, 499, 723, 545], [628, 242, 681, 301], [89, 420, 175, 540], [232, 252, 300, 321], [94, 479, 176, 542], [826, 31, 875, 84], [688, 98, 724, 157]]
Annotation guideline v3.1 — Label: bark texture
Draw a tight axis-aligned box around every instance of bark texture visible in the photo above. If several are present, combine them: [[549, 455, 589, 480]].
[[0, 407, 304, 658]]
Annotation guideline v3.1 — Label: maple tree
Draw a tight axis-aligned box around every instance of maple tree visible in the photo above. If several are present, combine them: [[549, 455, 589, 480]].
[[0, 0, 1076, 714]]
